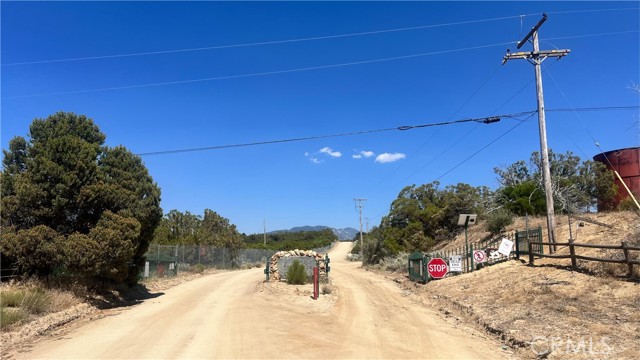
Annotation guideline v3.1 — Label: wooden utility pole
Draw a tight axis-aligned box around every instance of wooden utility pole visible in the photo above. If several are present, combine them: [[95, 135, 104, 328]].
[[353, 198, 367, 261], [503, 13, 570, 253]]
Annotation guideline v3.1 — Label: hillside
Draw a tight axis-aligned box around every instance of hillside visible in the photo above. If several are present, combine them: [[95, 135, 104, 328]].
[[386, 211, 640, 359], [269, 225, 358, 241]]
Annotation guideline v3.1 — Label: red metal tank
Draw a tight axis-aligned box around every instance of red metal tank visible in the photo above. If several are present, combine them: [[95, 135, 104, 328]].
[[593, 147, 640, 209]]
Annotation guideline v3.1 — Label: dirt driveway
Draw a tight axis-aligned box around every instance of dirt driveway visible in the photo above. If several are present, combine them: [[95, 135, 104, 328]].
[[15, 242, 507, 359]]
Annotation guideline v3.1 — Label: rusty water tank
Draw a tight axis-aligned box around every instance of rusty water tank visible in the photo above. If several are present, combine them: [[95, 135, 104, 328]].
[[593, 147, 640, 209]]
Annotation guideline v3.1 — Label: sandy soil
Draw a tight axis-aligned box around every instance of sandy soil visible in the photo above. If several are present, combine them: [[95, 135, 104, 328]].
[[7, 242, 509, 360]]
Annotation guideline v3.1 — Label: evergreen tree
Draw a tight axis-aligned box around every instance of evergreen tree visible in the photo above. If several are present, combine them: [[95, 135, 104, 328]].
[[1, 112, 162, 284]]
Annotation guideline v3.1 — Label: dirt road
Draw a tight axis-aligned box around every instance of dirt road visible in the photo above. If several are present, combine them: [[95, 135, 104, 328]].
[[16, 242, 505, 359]]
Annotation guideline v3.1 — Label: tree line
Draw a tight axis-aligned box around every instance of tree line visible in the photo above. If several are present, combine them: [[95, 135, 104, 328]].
[[152, 209, 333, 251], [357, 150, 617, 264]]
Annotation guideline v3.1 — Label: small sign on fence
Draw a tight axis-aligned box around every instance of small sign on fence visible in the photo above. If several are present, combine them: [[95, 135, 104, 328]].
[[498, 238, 514, 257], [448, 255, 462, 272], [473, 250, 486, 263]]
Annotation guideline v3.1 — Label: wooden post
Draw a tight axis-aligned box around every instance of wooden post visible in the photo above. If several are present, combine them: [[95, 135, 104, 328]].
[[622, 241, 633, 277], [569, 241, 577, 270], [528, 241, 534, 266], [515, 231, 520, 260]]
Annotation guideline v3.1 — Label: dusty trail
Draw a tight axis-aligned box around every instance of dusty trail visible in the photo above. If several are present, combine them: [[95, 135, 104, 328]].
[[16, 242, 504, 359]]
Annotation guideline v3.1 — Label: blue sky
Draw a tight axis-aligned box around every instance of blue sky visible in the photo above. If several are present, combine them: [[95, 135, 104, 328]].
[[2, 1, 639, 235]]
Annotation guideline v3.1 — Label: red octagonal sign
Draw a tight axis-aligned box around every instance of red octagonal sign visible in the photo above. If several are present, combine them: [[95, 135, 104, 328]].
[[427, 258, 449, 279]]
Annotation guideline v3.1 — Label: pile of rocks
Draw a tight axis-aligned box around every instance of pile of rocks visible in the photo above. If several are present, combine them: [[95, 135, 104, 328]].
[[269, 249, 326, 281]]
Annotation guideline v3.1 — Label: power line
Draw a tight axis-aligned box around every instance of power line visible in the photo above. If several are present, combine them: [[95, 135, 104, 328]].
[[366, 104, 639, 222], [433, 112, 537, 181], [136, 106, 639, 157], [362, 64, 503, 196], [542, 63, 618, 168], [2, 15, 531, 67], [3, 7, 636, 67], [5, 29, 636, 100], [368, 112, 537, 223], [136, 114, 505, 157], [4, 41, 515, 99], [543, 30, 639, 42], [367, 74, 537, 198]]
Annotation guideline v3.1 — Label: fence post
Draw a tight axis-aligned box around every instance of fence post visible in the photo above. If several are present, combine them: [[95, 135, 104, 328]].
[[622, 241, 633, 277], [515, 231, 520, 260], [538, 227, 544, 255], [569, 240, 577, 270], [528, 241, 534, 266], [470, 244, 474, 272]]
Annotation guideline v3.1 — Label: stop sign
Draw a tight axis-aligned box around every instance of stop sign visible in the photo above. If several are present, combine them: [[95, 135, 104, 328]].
[[427, 258, 449, 279]]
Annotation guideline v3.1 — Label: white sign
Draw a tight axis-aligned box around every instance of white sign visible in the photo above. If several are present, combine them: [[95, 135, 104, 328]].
[[144, 261, 150, 278], [498, 238, 514, 257], [473, 250, 486, 263], [449, 255, 463, 272]]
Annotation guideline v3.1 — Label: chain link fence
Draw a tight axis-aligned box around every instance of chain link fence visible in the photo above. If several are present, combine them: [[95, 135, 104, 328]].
[[142, 243, 333, 279], [142, 244, 275, 278]]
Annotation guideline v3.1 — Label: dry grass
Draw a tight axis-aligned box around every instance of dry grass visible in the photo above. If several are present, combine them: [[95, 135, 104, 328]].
[[0, 282, 80, 330]]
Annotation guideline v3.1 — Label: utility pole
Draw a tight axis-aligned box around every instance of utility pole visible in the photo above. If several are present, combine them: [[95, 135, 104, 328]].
[[503, 13, 569, 253], [263, 219, 267, 247], [353, 198, 367, 261]]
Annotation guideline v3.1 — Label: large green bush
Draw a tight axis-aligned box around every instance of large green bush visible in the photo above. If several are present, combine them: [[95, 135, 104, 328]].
[[0, 112, 162, 284], [286, 260, 307, 285]]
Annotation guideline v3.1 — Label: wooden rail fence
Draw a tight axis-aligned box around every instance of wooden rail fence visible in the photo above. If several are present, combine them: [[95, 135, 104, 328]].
[[528, 241, 640, 276]]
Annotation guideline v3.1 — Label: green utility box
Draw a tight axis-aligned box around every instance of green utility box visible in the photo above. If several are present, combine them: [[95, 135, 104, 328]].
[[408, 252, 429, 284]]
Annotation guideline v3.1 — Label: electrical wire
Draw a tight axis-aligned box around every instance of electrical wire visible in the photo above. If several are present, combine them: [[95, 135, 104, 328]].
[[136, 106, 639, 157], [4, 42, 515, 99], [542, 63, 620, 168], [5, 29, 637, 100], [543, 30, 639, 42], [433, 112, 536, 182], [0, 13, 559, 67], [136, 114, 509, 157], [4, 7, 636, 67], [370, 76, 537, 198], [368, 112, 537, 222], [362, 64, 503, 196]]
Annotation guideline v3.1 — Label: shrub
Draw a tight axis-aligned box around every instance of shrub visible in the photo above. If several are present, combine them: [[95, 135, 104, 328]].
[[0, 307, 27, 328], [21, 288, 51, 314], [0, 289, 25, 307], [321, 285, 332, 295], [286, 260, 307, 285], [486, 209, 514, 235], [193, 263, 206, 274]]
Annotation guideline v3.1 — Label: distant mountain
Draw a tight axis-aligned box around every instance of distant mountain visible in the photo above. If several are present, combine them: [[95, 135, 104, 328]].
[[269, 225, 358, 241]]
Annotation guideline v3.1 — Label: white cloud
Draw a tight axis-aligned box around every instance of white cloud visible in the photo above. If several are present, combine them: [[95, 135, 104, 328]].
[[319, 147, 342, 158], [352, 150, 375, 159], [310, 157, 322, 164], [375, 152, 406, 164]]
